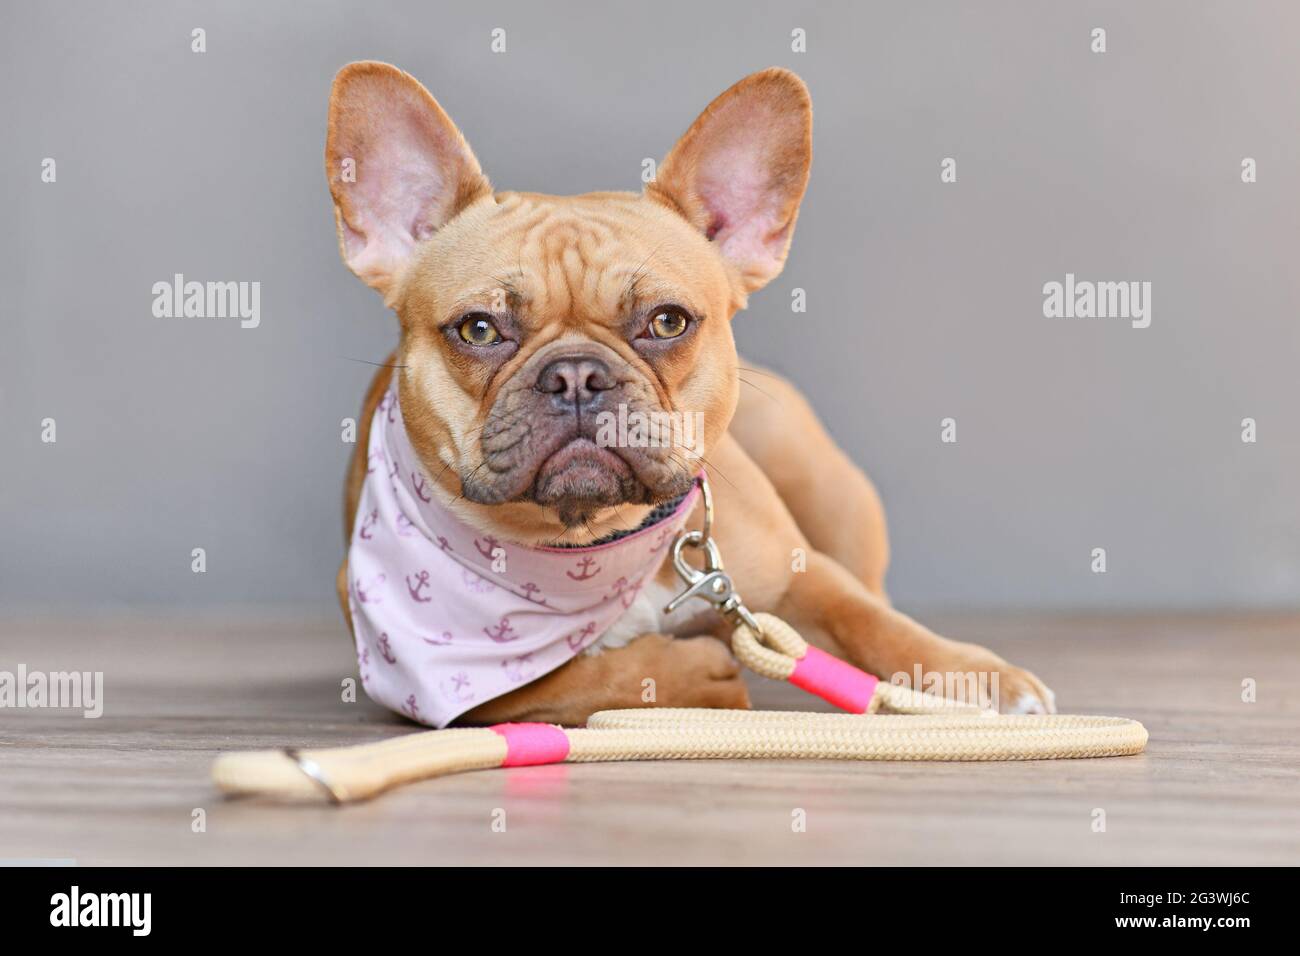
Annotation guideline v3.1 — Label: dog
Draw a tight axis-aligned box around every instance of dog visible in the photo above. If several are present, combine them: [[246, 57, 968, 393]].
[[327, 61, 1055, 726]]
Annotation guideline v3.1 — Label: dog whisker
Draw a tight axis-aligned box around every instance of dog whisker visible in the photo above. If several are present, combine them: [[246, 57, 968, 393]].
[[735, 364, 782, 380], [738, 375, 779, 403], [345, 356, 408, 369]]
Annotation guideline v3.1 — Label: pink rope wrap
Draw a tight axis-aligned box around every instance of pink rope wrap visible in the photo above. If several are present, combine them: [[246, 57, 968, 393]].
[[789, 645, 880, 714], [491, 722, 572, 766]]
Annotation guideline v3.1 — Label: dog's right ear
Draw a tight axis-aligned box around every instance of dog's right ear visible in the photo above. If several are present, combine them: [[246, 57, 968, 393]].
[[326, 62, 492, 303], [647, 68, 812, 299]]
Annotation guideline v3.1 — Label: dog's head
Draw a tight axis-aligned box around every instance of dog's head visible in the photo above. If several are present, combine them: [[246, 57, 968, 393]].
[[327, 62, 811, 543]]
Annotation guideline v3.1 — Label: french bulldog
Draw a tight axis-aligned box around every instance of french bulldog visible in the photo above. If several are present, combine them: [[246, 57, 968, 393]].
[[328, 61, 1056, 724]]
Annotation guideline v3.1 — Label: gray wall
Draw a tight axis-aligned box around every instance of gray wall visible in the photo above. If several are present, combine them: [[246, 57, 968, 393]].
[[3, 0, 1298, 612]]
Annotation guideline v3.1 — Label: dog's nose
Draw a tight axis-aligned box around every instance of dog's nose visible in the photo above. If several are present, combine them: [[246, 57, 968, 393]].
[[535, 355, 616, 409]]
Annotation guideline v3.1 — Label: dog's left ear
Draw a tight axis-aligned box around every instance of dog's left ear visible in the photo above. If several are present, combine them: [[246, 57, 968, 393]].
[[648, 68, 812, 296]]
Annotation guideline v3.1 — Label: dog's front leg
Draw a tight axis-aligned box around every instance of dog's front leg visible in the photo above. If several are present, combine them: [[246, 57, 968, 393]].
[[776, 551, 1056, 714], [455, 632, 750, 727]]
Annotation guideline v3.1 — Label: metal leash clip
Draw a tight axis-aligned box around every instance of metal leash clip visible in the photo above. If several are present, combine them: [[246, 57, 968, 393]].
[[663, 475, 762, 634]]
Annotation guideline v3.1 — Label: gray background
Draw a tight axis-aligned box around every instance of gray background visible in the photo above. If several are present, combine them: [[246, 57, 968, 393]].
[[3, 0, 1298, 613]]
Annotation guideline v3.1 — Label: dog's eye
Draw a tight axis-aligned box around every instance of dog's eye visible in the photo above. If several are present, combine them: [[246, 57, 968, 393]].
[[457, 314, 502, 346], [648, 308, 690, 339]]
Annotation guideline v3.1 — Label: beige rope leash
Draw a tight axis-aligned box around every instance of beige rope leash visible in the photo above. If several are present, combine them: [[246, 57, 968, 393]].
[[211, 610, 1147, 804], [212, 694, 1147, 804], [211, 478, 1147, 804]]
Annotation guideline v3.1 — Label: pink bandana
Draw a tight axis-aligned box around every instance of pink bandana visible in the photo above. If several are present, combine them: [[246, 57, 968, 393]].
[[346, 386, 700, 728]]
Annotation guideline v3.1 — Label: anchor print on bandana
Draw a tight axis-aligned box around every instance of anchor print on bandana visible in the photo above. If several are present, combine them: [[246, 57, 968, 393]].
[[354, 573, 386, 605], [411, 471, 433, 503], [400, 694, 421, 721], [566, 555, 601, 581], [395, 513, 416, 538], [501, 653, 536, 684], [605, 576, 644, 609], [461, 569, 496, 594], [519, 582, 548, 606], [442, 671, 474, 704], [476, 535, 510, 577], [650, 526, 675, 553], [422, 631, 454, 646], [367, 448, 386, 474], [564, 621, 599, 653], [406, 570, 433, 603], [359, 508, 380, 540], [483, 615, 519, 643], [377, 633, 397, 664]]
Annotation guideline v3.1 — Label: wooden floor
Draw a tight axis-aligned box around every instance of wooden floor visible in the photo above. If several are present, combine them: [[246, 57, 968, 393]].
[[1, 611, 1297, 866]]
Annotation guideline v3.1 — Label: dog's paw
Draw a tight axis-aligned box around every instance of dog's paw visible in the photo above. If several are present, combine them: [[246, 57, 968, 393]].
[[995, 664, 1057, 715], [930, 643, 1057, 714], [665, 636, 751, 710]]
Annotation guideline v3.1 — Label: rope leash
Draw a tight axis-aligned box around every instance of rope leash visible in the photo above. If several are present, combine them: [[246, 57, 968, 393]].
[[212, 479, 1148, 804]]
